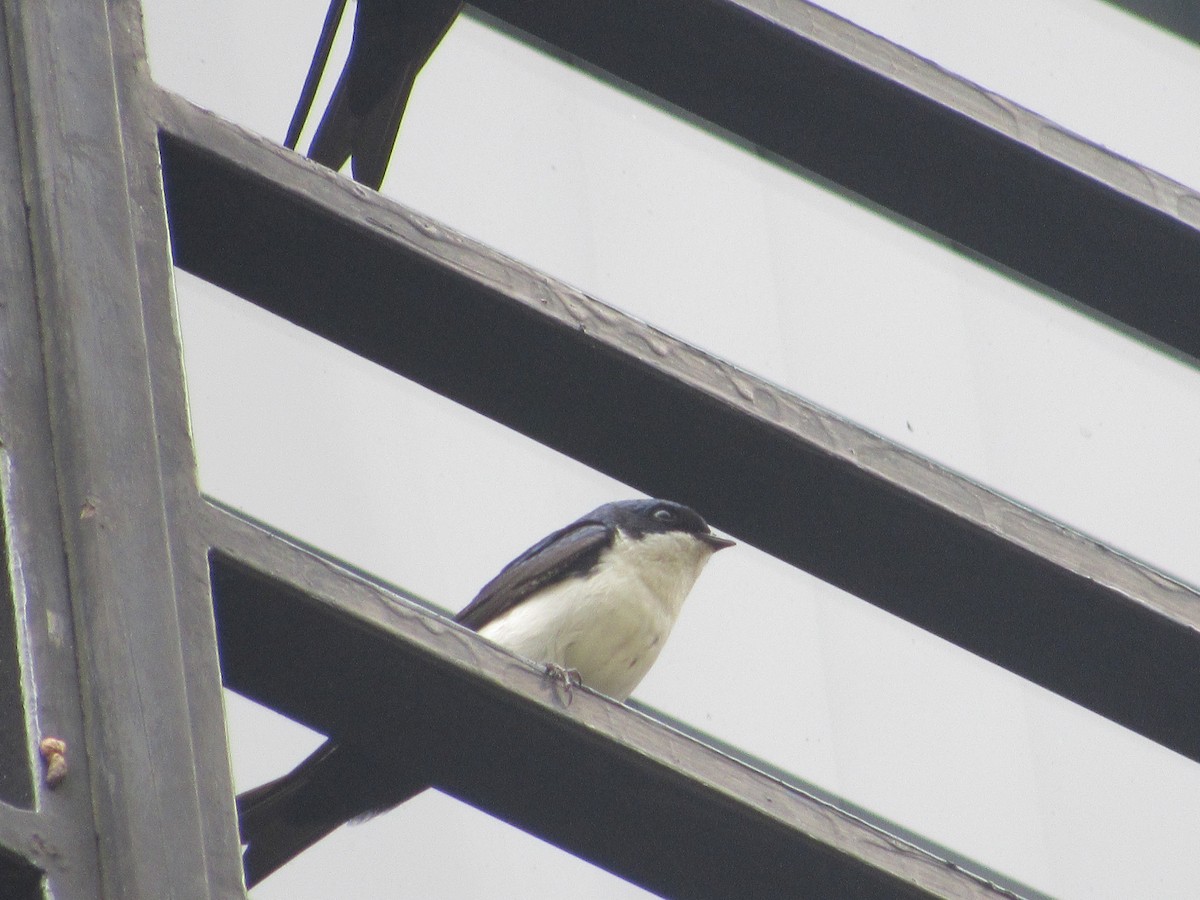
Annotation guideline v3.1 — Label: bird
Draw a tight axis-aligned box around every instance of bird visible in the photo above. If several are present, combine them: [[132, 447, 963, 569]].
[[289, 0, 464, 190], [236, 498, 734, 886]]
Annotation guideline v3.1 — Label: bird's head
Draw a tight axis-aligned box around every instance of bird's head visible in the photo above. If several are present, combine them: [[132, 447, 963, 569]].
[[599, 499, 735, 552]]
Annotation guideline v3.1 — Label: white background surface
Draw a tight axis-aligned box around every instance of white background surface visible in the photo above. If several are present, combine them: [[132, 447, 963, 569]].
[[146, 2, 1200, 897]]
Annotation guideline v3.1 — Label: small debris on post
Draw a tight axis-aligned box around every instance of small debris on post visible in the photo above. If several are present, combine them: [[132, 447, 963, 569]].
[[39, 737, 68, 788]]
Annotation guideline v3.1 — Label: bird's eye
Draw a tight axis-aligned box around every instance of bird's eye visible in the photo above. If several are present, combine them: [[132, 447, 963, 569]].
[[653, 507, 676, 523]]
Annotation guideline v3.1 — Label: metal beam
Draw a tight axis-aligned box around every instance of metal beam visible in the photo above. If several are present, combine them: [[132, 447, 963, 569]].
[[0, 507, 30, 811], [1106, 0, 1200, 45], [204, 500, 1024, 900], [467, 0, 1200, 367], [108, 1, 247, 886], [0, 805, 80, 876], [4, 0, 243, 895], [1, 2, 113, 894], [157, 89, 1200, 767], [0, 838, 40, 900]]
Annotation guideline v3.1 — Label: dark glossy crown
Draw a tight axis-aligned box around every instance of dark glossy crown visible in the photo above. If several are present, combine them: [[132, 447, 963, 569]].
[[593, 499, 732, 549]]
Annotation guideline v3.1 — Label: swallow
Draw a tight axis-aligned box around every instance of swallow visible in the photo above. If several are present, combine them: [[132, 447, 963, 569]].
[[237, 499, 733, 886]]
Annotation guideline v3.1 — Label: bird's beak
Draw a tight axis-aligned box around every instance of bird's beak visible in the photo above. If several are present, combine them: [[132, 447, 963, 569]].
[[699, 532, 736, 551]]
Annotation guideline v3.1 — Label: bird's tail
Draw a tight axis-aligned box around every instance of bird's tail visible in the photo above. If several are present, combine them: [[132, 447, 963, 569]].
[[237, 738, 426, 887], [306, 77, 357, 179], [303, 0, 462, 190]]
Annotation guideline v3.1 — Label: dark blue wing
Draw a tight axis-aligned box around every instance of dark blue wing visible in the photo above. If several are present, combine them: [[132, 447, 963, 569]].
[[454, 517, 614, 631]]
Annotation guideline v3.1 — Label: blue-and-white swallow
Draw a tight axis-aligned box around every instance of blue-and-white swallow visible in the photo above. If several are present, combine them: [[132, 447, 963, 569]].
[[237, 498, 733, 886]]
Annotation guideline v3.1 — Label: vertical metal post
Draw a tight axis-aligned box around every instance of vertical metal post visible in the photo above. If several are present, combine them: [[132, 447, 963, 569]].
[[4, 0, 244, 895]]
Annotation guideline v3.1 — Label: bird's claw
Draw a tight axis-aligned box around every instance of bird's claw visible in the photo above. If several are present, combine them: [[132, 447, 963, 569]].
[[545, 663, 582, 706]]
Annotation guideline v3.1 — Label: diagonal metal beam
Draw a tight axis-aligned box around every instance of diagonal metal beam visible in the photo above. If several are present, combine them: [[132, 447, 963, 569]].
[[204, 499, 1028, 900], [156, 89, 1200, 766], [469, 0, 1200, 367]]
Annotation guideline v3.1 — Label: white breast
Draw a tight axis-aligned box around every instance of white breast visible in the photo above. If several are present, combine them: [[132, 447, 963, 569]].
[[476, 530, 717, 700]]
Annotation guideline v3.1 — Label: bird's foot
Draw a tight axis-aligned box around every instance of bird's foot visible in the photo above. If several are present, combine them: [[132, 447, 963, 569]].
[[544, 663, 582, 706]]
